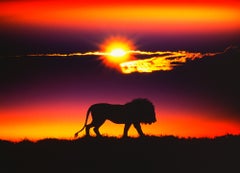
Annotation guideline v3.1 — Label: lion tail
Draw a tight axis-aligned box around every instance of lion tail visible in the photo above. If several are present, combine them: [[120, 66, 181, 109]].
[[74, 106, 92, 138]]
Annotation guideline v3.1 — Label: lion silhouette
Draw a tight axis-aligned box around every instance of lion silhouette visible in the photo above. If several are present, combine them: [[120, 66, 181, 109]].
[[74, 98, 156, 138]]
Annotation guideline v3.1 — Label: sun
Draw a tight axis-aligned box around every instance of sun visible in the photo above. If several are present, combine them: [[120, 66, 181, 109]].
[[100, 37, 135, 70], [105, 41, 130, 64], [110, 48, 127, 58]]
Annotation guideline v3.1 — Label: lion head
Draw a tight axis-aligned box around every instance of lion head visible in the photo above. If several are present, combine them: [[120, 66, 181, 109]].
[[124, 98, 156, 124]]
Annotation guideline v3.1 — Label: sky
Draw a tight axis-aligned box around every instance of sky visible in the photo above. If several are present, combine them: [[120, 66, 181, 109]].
[[0, 0, 240, 141]]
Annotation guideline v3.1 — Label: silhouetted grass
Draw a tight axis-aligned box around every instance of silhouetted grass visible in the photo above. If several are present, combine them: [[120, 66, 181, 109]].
[[1, 135, 240, 173]]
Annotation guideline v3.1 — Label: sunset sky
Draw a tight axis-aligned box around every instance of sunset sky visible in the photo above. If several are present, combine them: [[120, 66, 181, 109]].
[[0, 0, 240, 141]]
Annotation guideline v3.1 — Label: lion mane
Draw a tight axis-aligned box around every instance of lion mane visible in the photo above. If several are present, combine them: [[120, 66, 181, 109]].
[[74, 98, 156, 138]]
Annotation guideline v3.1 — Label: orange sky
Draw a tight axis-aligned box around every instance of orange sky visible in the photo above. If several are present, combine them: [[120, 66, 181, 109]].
[[1, 0, 239, 34]]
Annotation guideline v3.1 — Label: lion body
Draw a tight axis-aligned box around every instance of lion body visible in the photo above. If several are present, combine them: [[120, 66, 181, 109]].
[[75, 98, 156, 137], [90, 104, 128, 124]]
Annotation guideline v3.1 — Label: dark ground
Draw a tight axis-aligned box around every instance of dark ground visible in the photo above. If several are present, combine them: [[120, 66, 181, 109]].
[[1, 135, 240, 173]]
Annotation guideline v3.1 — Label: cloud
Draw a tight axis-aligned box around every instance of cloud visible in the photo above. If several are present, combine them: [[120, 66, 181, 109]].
[[119, 48, 231, 73], [25, 46, 235, 74]]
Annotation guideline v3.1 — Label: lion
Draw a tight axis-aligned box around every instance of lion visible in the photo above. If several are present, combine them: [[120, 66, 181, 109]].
[[74, 98, 156, 138]]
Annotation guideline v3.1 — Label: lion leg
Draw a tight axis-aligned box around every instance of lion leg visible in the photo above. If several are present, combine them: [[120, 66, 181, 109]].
[[92, 120, 105, 137], [123, 123, 131, 137], [93, 127, 102, 137], [85, 124, 92, 136], [133, 123, 145, 137]]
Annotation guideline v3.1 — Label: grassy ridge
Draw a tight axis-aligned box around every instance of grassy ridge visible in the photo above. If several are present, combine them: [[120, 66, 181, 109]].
[[1, 135, 240, 173]]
